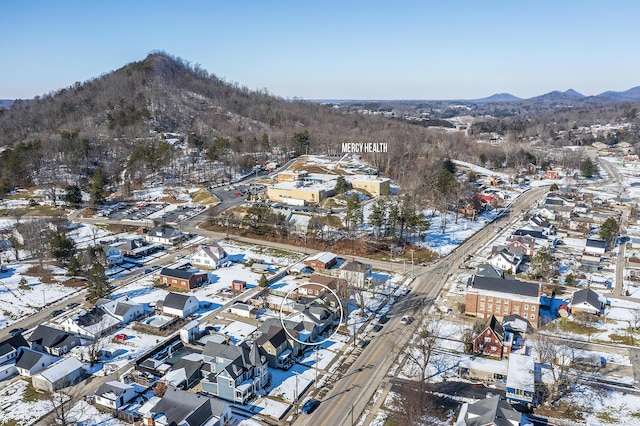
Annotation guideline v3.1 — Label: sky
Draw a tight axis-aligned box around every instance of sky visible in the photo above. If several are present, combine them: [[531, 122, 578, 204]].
[[2, 1, 640, 101]]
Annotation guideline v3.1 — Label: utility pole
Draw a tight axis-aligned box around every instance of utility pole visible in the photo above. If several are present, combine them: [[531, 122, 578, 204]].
[[42, 289, 45, 307], [410, 249, 415, 277], [314, 347, 319, 388]]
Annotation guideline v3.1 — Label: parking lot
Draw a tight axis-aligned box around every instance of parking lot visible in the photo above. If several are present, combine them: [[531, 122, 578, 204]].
[[95, 202, 205, 224]]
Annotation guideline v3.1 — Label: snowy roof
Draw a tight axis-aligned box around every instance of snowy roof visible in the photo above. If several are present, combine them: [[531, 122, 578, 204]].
[[469, 276, 539, 298], [36, 357, 84, 383], [465, 395, 521, 426], [163, 292, 198, 310], [305, 251, 337, 264], [506, 354, 534, 392], [160, 268, 204, 280], [95, 381, 134, 399], [571, 288, 606, 309]]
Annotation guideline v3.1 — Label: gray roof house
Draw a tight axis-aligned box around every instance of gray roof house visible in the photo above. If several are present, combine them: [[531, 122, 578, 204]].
[[146, 226, 184, 246], [256, 325, 302, 370], [161, 292, 199, 318], [200, 341, 268, 404], [27, 325, 82, 356], [32, 357, 85, 392], [570, 288, 606, 315], [95, 381, 137, 409], [15, 348, 58, 377], [145, 385, 231, 426], [162, 353, 204, 389], [0, 334, 28, 366], [458, 394, 521, 426]]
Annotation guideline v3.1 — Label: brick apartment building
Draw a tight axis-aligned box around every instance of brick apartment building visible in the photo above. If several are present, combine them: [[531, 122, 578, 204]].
[[465, 275, 541, 327]]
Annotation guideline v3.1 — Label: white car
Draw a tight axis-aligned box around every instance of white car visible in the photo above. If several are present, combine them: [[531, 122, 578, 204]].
[[400, 316, 413, 325]]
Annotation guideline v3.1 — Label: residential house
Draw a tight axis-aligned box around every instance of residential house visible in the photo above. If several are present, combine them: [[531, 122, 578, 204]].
[[15, 348, 58, 377], [200, 341, 269, 404], [190, 243, 228, 269], [159, 268, 208, 290], [505, 353, 535, 407], [0, 334, 28, 366], [545, 170, 559, 179], [303, 252, 338, 270], [475, 264, 510, 280], [338, 260, 372, 288], [286, 301, 336, 337], [102, 245, 124, 266], [585, 238, 607, 255], [146, 226, 183, 246], [61, 307, 121, 339], [261, 316, 317, 345], [94, 381, 137, 409], [570, 288, 606, 315], [28, 325, 82, 355], [144, 385, 231, 426], [229, 303, 257, 319], [32, 357, 84, 392], [465, 275, 541, 326], [160, 292, 199, 318], [471, 315, 505, 358], [474, 193, 502, 208], [506, 235, 535, 257], [0, 334, 28, 380], [97, 296, 144, 325], [457, 394, 521, 426], [513, 229, 547, 240], [161, 353, 204, 390], [297, 282, 327, 298], [231, 280, 246, 291], [580, 254, 601, 272], [114, 238, 158, 258], [256, 325, 300, 369], [488, 247, 522, 274], [529, 214, 553, 232]]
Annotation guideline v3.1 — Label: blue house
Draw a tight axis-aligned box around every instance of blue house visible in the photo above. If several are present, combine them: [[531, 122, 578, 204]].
[[200, 341, 268, 404]]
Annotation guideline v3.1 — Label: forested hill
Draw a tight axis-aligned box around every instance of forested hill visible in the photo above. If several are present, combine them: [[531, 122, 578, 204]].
[[0, 52, 454, 195]]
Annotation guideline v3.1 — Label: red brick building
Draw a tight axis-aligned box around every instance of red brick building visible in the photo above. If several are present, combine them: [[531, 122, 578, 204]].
[[159, 268, 208, 290], [465, 275, 541, 327], [303, 252, 338, 270], [472, 315, 506, 358]]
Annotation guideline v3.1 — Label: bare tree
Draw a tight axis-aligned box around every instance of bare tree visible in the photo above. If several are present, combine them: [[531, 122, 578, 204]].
[[47, 387, 83, 426], [530, 333, 573, 404], [405, 315, 442, 382]]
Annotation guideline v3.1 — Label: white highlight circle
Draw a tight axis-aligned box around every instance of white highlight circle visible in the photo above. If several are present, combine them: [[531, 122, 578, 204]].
[[279, 283, 344, 346]]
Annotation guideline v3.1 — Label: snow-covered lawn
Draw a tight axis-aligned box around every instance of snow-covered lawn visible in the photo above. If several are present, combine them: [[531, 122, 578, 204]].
[[268, 363, 315, 403], [251, 397, 290, 419], [0, 380, 56, 425]]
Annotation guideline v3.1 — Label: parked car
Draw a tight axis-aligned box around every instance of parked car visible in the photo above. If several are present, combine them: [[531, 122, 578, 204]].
[[8, 327, 26, 336], [51, 310, 65, 317], [234, 192, 243, 197], [400, 316, 413, 325], [372, 324, 383, 333], [301, 399, 321, 414], [66, 302, 80, 309]]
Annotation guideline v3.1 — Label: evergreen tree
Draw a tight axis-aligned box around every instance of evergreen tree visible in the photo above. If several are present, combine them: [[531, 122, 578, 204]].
[[50, 233, 77, 264], [580, 158, 599, 178], [334, 175, 349, 194], [258, 274, 268, 288], [599, 217, 620, 246], [64, 185, 82, 208], [86, 262, 110, 302], [89, 168, 105, 208]]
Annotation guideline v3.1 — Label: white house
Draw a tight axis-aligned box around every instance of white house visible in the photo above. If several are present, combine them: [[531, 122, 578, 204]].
[[15, 348, 58, 377], [161, 293, 199, 318], [94, 381, 137, 409], [585, 238, 607, 255], [229, 303, 257, 318], [338, 260, 372, 288], [146, 226, 183, 246], [570, 288, 606, 315], [32, 357, 84, 392], [62, 307, 121, 339], [0, 334, 28, 366], [488, 249, 522, 273], [102, 245, 124, 266], [190, 243, 228, 269], [97, 297, 144, 325]]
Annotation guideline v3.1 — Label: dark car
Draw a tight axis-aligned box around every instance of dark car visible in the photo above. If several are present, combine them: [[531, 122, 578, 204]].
[[51, 310, 65, 317], [66, 302, 80, 309], [8, 327, 26, 336], [372, 324, 383, 333], [301, 399, 321, 414]]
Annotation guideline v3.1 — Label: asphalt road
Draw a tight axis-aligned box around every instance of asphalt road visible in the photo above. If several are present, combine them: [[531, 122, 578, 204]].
[[293, 186, 550, 426]]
